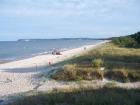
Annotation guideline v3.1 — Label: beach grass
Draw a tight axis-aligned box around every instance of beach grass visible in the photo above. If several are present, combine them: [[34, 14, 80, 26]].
[[51, 65, 103, 81], [70, 42, 140, 68], [8, 87, 140, 105], [51, 42, 140, 82]]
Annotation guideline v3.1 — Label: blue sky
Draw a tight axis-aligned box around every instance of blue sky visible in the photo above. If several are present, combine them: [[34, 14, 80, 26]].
[[0, 0, 140, 41]]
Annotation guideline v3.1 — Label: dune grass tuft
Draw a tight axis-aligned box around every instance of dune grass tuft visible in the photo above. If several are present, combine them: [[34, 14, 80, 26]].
[[52, 64, 103, 81], [92, 58, 104, 69]]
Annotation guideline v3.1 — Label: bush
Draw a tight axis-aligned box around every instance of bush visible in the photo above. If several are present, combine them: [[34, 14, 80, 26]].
[[130, 32, 140, 43], [92, 58, 104, 68], [112, 32, 140, 48], [112, 37, 138, 48]]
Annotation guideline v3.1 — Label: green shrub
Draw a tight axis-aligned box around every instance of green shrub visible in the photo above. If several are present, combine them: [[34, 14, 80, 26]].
[[130, 32, 140, 43], [92, 58, 104, 68], [112, 37, 138, 48], [112, 32, 140, 48]]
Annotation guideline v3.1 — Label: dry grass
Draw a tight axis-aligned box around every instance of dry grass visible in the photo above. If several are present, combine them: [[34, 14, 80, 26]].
[[52, 42, 140, 82], [51, 64, 103, 81], [52, 66, 140, 82], [8, 87, 140, 105], [89, 43, 140, 65], [104, 68, 140, 82], [66, 43, 140, 71]]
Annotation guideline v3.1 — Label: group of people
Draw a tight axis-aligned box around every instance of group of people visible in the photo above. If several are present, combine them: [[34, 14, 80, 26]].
[[48, 49, 62, 66], [52, 49, 61, 55]]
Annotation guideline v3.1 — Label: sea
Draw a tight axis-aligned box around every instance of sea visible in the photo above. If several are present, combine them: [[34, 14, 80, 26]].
[[0, 39, 102, 61]]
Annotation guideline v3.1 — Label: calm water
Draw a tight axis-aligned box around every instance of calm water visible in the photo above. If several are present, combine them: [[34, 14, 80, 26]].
[[0, 39, 101, 61]]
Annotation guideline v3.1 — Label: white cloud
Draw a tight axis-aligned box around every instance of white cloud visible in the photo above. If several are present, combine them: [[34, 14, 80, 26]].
[[0, 0, 139, 17], [0, 0, 139, 38]]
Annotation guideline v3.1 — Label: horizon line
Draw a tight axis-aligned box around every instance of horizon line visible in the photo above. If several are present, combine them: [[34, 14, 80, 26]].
[[0, 37, 110, 41]]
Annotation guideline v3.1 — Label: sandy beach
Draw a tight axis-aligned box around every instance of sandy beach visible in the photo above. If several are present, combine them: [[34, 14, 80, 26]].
[[0, 41, 108, 72], [0, 41, 108, 98], [0, 40, 140, 105]]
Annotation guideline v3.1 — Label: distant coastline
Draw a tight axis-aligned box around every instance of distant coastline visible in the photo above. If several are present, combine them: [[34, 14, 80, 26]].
[[17, 38, 109, 42]]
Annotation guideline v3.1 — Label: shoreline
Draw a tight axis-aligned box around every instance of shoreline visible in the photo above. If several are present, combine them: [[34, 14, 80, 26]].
[[0, 41, 109, 98], [0, 41, 109, 72], [0, 40, 102, 63]]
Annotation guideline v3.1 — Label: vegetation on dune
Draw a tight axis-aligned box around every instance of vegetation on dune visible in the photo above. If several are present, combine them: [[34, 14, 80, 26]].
[[52, 33, 140, 82], [9, 88, 140, 105], [104, 69, 140, 82], [52, 64, 140, 82], [130, 32, 140, 43], [52, 64, 103, 81], [112, 36, 137, 48], [92, 58, 104, 68], [112, 32, 140, 48], [65, 42, 140, 71]]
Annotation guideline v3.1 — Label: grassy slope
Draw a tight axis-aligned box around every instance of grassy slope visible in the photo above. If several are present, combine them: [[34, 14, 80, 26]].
[[9, 88, 140, 105], [70, 42, 140, 68], [87, 43, 140, 70], [52, 42, 140, 82]]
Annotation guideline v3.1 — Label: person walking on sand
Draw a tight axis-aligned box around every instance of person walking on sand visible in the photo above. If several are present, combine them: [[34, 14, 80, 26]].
[[84, 47, 87, 50], [48, 61, 51, 66]]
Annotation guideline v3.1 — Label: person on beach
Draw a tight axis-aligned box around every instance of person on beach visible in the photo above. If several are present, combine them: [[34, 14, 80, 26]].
[[84, 47, 87, 50], [52, 49, 62, 55], [48, 61, 51, 65]]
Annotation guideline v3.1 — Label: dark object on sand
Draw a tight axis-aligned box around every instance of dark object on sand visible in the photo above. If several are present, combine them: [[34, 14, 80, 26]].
[[52, 49, 61, 55]]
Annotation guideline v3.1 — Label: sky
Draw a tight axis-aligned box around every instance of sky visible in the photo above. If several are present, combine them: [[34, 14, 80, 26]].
[[0, 0, 140, 41]]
